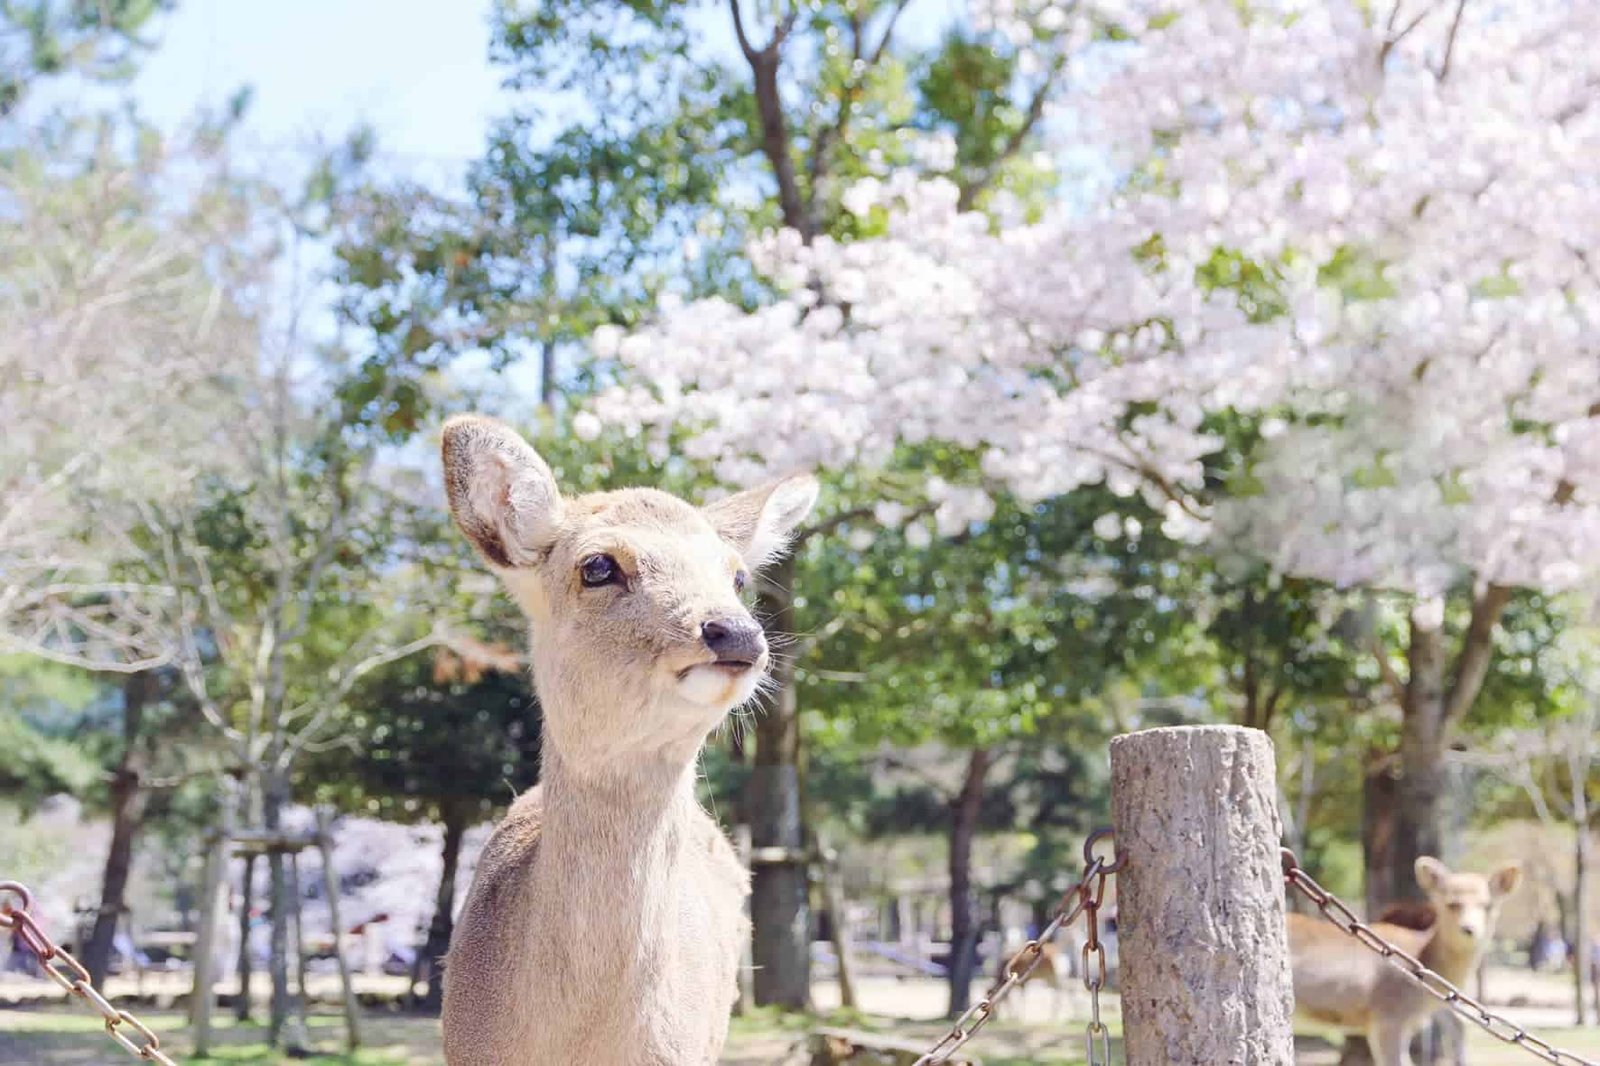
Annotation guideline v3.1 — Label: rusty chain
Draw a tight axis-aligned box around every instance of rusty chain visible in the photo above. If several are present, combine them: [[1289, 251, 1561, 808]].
[[1, 880, 180, 1066], [913, 828, 1121, 1066], [1281, 849, 1599, 1066]]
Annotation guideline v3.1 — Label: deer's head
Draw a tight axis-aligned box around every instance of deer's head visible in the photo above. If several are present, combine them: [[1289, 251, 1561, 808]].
[[1414, 856, 1521, 953], [441, 414, 817, 772]]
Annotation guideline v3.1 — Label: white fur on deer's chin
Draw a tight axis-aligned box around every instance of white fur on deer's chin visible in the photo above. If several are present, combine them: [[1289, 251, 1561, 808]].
[[674, 661, 764, 709]]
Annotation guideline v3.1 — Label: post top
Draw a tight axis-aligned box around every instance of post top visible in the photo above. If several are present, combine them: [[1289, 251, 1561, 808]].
[[1109, 723, 1275, 751]]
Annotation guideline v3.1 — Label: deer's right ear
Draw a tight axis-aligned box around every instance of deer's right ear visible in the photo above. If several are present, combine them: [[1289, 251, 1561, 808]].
[[703, 474, 820, 572], [1414, 856, 1450, 894], [441, 415, 563, 569]]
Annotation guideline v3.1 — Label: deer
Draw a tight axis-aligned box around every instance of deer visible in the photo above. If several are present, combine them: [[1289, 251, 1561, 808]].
[[988, 932, 1082, 1023], [436, 414, 818, 1066], [1287, 855, 1522, 1066]]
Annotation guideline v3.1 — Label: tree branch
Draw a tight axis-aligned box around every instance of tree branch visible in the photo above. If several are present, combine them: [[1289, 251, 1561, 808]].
[[1442, 583, 1512, 724], [730, 0, 811, 237], [1371, 636, 1408, 705], [278, 631, 445, 769], [957, 57, 1064, 210], [1437, 0, 1469, 80], [806, 0, 915, 203], [878, 751, 958, 802], [1378, 4, 1434, 68]]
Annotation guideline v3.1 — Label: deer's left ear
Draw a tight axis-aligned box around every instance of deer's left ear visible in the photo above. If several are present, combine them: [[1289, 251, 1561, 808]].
[[703, 474, 820, 571], [1489, 864, 1522, 899], [1414, 856, 1450, 894]]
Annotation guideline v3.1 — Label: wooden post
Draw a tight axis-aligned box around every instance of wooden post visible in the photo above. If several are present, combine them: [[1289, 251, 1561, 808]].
[[1110, 725, 1295, 1066], [285, 850, 311, 1053], [315, 809, 362, 1051], [191, 824, 228, 1056], [817, 833, 857, 1010]]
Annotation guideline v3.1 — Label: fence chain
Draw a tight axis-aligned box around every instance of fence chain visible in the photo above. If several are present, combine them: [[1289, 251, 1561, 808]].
[[1, 880, 180, 1066], [1281, 849, 1598, 1066], [913, 828, 1122, 1066]]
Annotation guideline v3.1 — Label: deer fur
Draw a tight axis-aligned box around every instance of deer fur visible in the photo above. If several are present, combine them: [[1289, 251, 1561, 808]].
[[1287, 856, 1521, 1066], [437, 414, 818, 1066], [990, 934, 1082, 1023]]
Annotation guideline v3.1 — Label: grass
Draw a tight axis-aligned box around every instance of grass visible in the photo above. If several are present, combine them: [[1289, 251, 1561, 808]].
[[5, 1001, 1600, 1065]]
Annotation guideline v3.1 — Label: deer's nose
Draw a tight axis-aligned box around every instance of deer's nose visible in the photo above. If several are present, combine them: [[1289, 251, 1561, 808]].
[[701, 617, 766, 665]]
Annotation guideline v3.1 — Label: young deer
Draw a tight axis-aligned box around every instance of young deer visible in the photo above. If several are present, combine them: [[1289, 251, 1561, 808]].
[[989, 934, 1082, 1023], [1287, 856, 1521, 1066], [437, 415, 817, 1066]]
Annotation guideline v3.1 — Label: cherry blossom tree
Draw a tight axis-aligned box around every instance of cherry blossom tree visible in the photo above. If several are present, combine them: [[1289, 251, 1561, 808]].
[[589, 4, 1600, 999], [1087, 0, 1600, 913]]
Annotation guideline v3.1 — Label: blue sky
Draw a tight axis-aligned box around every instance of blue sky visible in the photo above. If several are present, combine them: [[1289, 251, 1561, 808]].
[[116, 0, 966, 188], [127, 0, 505, 185], [77, 0, 972, 403]]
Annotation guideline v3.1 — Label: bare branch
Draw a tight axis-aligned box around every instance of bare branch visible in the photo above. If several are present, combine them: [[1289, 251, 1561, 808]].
[[958, 56, 1065, 210], [1371, 637, 1408, 704], [278, 631, 446, 768], [1442, 583, 1512, 724], [728, 0, 760, 61], [1437, 0, 1469, 80]]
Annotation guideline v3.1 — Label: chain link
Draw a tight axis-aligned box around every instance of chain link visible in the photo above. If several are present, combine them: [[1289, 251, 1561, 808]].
[[913, 829, 1121, 1066], [1, 880, 180, 1066], [1079, 848, 1113, 1066], [1280, 849, 1599, 1066]]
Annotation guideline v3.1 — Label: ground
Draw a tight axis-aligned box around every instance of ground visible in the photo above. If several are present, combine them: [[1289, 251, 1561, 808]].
[[1, 971, 1595, 1066]]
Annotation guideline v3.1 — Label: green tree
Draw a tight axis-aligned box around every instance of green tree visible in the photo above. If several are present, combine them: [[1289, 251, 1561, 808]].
[[0, 0, 172, 117], [339, 0, 1118, 1006], [310, 636, 540, 1010], [801, 483, 1204, 1014]]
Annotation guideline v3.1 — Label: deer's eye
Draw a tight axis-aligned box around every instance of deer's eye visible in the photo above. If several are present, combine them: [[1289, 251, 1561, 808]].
[[1446, 902, 1464, 912], [734, 569, 749, 593], [580, 554, 622, 588]]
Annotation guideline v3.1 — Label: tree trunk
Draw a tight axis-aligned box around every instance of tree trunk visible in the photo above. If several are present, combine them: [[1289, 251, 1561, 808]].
[[263, 768, 291, 1047], [1574, 806, 1590, 1025], [235, 852, 256, 1021], [1397, 612, 1494, 1066], [1363, 752, 1401, 916], [1394, 623, 1449, 902], [749, 552, 811, 1009], [418, 806, 467, 1011], [84, 672, 153, 989], [946, 748, 992, 1018], [1346, 752, 1401, 1066]]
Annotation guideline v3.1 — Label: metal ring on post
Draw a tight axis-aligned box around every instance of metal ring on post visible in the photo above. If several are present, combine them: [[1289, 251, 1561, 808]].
[[1082, 827, 1124, 874]]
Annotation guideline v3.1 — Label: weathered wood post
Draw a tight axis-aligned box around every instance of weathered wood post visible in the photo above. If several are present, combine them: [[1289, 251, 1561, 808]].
[[191, 812, 230, 1055], [817, 832, 857, 1009], [1110, 725, 1295, 1066], [315, 808, 362, 1052]]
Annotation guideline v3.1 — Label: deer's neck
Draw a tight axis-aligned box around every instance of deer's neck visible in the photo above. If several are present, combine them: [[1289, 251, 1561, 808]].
[[533, 730, 705, 955], [1419, 929, 1481, 987]]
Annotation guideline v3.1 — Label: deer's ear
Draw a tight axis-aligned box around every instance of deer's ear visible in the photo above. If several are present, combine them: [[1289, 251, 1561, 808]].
[[703, 474, 819, 571], [442, 415, 563, 569], [1488, 864, 1522, 899], [1414, 856, 1450, 894]]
